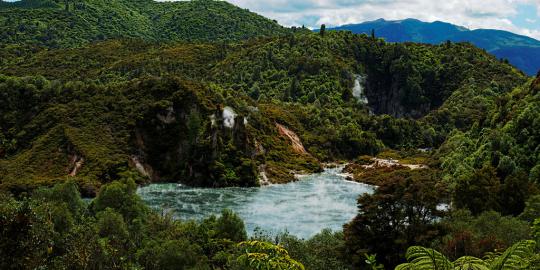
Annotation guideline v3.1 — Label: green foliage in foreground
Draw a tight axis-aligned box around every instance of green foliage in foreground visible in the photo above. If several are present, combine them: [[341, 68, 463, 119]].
[[1, 178, 538, 270], [344, 168, 448, 267], [251, 229, 350, 270], [342, 164, 537, 269], [436, 210, 531, 260], [396, 240, 539, 270], [0, 179, 286, 269], [232, 241, 305, 270], [0, 179, 369, 270]]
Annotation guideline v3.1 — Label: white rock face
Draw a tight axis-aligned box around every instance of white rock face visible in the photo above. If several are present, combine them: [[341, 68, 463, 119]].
[[68, 155, 84, 177], [352, 74, 369, 104], [223, 106, 237, 128], [131, 156, 149, 177]]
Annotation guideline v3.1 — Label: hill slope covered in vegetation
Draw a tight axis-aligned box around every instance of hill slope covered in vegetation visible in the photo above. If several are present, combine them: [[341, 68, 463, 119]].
[[0, 0, 290, 48], [1, 2, 540, 269], [0, 31, 529, 194], [327, 18, 540, 75]]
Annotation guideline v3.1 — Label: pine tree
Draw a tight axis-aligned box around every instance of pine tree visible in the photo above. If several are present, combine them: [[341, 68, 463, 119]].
[[320, 24, 326, 37]]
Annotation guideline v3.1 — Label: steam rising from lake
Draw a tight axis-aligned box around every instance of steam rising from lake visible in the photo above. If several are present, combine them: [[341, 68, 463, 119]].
[[138, 167, 374, 238]]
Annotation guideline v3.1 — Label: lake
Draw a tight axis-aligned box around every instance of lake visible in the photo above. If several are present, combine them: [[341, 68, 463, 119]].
[[137, 166, 374, 239]]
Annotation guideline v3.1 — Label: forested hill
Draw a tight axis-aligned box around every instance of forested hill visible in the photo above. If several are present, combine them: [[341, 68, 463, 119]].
[[2, 1, 540, 269], [0, 0, 291, 48], [326, 18, 540, 75], [0, 30, 530, 195]]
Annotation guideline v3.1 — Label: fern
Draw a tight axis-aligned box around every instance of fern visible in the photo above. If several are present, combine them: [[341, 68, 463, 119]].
[[396, 263, 416, 270], [399, 246, 453, 270], [453, 256, 489, 270], [395, 241, 538, 270], [489, 240, 536, 270]]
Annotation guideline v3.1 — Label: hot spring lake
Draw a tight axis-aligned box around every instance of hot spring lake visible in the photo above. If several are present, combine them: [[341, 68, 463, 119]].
[[137, 167, 374, 239]]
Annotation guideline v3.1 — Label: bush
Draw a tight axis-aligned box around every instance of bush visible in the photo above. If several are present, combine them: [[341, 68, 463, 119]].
[[437, 210, 531, 259], [92, 178, 147, 223]]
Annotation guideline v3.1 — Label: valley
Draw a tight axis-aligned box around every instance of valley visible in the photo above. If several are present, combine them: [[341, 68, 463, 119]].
[[0, 0, 539, 269]]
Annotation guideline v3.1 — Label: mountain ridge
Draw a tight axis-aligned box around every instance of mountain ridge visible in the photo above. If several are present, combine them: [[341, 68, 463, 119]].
[[326, 18, 540, 75]]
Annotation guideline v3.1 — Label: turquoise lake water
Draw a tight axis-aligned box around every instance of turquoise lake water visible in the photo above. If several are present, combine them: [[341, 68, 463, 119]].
[[137, 167, 374, 239]]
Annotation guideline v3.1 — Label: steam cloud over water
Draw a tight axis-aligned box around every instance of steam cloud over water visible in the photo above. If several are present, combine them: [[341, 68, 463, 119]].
[[138, 167, 374, 238]]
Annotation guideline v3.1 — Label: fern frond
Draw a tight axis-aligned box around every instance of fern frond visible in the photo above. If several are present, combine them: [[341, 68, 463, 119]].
[[453, 256, 489, 270], [404, 246, 453, 270], [395, 263, 415, 270], [489, 240, 536, 270]]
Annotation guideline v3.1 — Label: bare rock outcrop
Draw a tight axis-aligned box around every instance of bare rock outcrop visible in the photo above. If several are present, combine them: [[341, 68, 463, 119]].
[[276, 123, 307, 155]]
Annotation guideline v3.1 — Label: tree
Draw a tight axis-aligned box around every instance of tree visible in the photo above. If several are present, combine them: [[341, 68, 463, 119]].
[[32, 181, 85, 217], [289, 77, 299, 101], [371, 29, 375, 39], [499, 171, 531, 216], [533, 218, 540, 245], [214, 209, 247, 242], [273, 229, 350, 270], [320, 24, 326, 37], [454, 165, 501, 215], [230, 241, 305, 270], [344, 169, 447, 268], [0, 193, 61, 270], [437, 210, 530, 259], [96, 208, 129, 241], [519, 195, 540, 223], [92, 178, 147, 223], [138, 240, 203, 270], [337, 124, 382, 158]]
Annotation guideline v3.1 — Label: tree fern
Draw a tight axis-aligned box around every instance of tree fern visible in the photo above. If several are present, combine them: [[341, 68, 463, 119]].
[[396, 246, 453, 270], [489, 240, 536, 270], [453, 256, 489, 270], [396, 263, 416, 270], [395, 241, 538, 270]]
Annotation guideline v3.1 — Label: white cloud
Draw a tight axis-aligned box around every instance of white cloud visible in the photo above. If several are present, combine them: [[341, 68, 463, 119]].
[[223, 0, 540, 39]]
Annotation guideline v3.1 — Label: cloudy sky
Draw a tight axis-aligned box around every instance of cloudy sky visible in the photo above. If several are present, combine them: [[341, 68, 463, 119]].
[[223, 0, 540, 40]]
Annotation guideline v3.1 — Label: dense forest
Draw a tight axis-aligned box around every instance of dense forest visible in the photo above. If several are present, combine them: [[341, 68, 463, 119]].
[[1, 0, 539, 269], [0, 0, 290, 47]]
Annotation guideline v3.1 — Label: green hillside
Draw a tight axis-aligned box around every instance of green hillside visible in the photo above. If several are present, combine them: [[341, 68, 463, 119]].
[[0, 31, 530, 194], [0, 0, 290, 48], [1, 2, 540, 269], [327, 18, 540, 75]]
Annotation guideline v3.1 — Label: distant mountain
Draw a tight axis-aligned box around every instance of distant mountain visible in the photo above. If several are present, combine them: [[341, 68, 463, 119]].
[[0, 0, 290, 48], [327, 18, 540, 75]]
